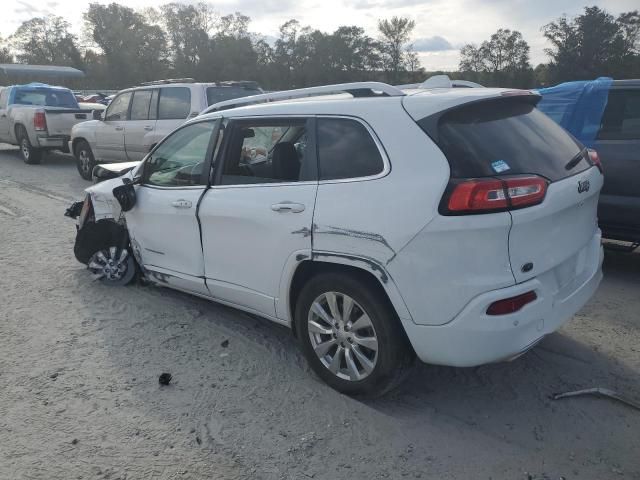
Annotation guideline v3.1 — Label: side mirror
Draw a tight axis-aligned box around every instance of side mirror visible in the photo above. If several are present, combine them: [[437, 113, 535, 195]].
[[93, 109, 103, 121], [112, 182, 136, 212]]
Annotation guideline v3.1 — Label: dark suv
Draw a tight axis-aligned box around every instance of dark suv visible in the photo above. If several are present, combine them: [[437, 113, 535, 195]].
[[594, 81, 640, 244], [537, 79, 640, 246]]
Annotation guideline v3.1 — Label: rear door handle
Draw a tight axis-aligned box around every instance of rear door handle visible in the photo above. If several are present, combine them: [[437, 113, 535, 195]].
[[171, 199, 192, 209], [144, 125, 153, 131], [115, 126, 124, 131], [271, 202, 305, 213]]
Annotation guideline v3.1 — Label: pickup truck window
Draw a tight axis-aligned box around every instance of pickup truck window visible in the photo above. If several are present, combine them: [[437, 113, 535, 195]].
[[145, 121, 216, 187], [12, 88, 78, 108], [599, 89, 640, 140], [158, 87, 191, 120], [105, 92, 133, 121]]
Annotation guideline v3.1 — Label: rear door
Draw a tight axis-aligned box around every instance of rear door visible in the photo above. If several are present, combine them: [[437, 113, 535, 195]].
[[0, 88, 9, 142], [153, 87, 192, 144], [125, 89, 157, 161], [432, 98, 603, 284], [594, 88, 640, 237], [199, 117, 318, 318], [94, 91, 132, 162]]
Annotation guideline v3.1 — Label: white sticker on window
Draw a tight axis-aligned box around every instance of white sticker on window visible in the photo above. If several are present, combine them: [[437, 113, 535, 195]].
[[491, 160, 511, 173]]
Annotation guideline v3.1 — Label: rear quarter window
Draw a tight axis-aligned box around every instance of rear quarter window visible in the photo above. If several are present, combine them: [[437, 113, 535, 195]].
[[206, 87, 262, 106], [158, 87, 191, 120], [598, 89, 640, 140], [317, 118, 384, 180], [419, 99, 589, 182]]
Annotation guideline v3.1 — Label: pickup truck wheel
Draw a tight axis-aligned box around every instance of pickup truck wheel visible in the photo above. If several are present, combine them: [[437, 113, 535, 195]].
[[295, 273, 414, 397], [17, 129, 42, 165], [75, 140, 96, 181]]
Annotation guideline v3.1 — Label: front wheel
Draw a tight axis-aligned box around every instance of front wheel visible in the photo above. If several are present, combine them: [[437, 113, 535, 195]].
[[295, 272, 414, 397], [18, 128, 42, 164], [87, 247, 136, 286], [75, 140, 97, 181]]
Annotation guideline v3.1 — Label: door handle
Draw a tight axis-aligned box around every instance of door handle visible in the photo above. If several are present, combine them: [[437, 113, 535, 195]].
[[144, 126, 153, 131], [115, 126, 124, 131], [171, 199, 192, 209], [271, 202, 305, 213]]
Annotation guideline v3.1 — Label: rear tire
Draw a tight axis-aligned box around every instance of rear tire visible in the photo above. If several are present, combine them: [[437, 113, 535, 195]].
[[295, 272, 414, 397], [17, 128, 42, 164], [75, 140, 96, 181]]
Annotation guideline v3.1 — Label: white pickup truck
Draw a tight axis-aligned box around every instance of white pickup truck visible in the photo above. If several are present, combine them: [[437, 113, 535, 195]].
[[0, 83, 94, 164]]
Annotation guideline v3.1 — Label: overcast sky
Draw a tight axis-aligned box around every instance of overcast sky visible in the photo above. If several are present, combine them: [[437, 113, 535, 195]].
[[2, 0, 638, 70]]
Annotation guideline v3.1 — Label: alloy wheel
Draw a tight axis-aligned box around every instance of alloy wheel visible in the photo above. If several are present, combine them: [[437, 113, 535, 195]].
[[307, 292, 379, 381]]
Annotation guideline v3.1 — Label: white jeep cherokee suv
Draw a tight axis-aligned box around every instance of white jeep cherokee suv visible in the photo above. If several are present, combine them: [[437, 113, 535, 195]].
[[66, 82, 604, 396], [70, 80, 262, 180]]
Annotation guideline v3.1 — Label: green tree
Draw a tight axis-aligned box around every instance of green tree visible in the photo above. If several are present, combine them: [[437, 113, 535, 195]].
[[11, 16, 83, 68], [459, 29, 533, 87], [0, 37, 13, 63], [543, 6, 640, 82], [84, 3, 169, 87], [377, 16, 416, 83]]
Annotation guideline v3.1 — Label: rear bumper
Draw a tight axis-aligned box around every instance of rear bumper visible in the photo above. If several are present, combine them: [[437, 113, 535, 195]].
[[36, 135, 69, 149], [403, 232, 603, 367]]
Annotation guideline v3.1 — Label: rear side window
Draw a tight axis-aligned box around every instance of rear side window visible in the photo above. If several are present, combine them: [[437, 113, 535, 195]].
[[130, 90, 153, 120], [598, 89, 640, 140], [420, 100, 588, 182], [206, 86, 262, 106], [158, 87, 191, 120], [317, 118, 384, 180]]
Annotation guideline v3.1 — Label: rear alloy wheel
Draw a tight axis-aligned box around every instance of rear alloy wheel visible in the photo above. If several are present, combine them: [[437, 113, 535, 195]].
[[296, 273, 414, 397], [87, 247, 136, 286], [18, 129, 42, 164], [75, 140, 96, 181]]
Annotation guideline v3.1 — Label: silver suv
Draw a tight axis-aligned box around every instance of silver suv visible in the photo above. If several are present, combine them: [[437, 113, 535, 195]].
[[70, 80, 262, 179]]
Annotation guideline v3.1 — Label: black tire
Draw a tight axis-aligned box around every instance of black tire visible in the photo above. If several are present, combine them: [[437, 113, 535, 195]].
[[17, 127, 42, 164], [295, 272, 414, 397], [75, 140, 97, 181]]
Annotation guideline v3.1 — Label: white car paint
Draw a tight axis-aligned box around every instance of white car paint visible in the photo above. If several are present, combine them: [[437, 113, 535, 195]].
[[78, 86, 603, 370]]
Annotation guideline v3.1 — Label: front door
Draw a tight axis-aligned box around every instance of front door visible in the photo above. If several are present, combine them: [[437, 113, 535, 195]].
[[199, 117, 318, 318], [125, 119, 220, 296], [94, 91, 132, 162]]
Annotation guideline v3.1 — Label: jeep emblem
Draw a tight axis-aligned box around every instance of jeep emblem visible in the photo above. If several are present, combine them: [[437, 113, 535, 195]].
[[578, 180, 590, 193]]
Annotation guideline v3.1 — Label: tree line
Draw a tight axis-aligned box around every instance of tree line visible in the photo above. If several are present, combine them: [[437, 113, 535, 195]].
[[0, 3, 638, 90], [0, 2, 422, 89]]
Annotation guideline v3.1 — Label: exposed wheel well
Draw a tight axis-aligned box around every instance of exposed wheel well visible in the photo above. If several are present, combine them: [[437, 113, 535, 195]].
[[72, 137, 87, 155], [289, 260, 402, 339], [15, 124, 26, 139]]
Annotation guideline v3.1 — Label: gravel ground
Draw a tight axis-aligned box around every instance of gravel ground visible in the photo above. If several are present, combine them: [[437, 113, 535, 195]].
[[1, 146, 639, 480]]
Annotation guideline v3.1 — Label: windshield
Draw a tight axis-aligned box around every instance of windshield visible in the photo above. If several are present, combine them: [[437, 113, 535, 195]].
[[206, 86, 261, 106], [12, 88, 79, 108]]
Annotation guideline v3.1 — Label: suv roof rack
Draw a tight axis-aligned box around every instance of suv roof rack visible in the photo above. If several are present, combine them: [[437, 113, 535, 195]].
[[203, 81, 405, 113], [139, 78, 196, 86]]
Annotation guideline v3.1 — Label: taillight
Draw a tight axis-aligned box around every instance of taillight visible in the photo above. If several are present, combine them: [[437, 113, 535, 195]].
[[33, 111, 47, 131], [587, 149, 603, 174], [443, 175, 548, 215], [486, 290, 537, 315]]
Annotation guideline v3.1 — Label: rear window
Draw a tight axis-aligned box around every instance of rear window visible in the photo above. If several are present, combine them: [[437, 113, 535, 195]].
[[12, 88, 78, 108], [206, 86, 261, 106], [317, 118, 384, 180], [158, 87, 191, 120], [420, 100, 589, 182]]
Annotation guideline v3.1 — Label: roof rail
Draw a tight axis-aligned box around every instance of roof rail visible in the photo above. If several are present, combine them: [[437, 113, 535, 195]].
[[203, 82, 405, 113], [139, 78, 196, 86]]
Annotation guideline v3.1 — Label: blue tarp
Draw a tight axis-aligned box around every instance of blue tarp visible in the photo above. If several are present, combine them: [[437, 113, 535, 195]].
[[535, 77, 613, 148]]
